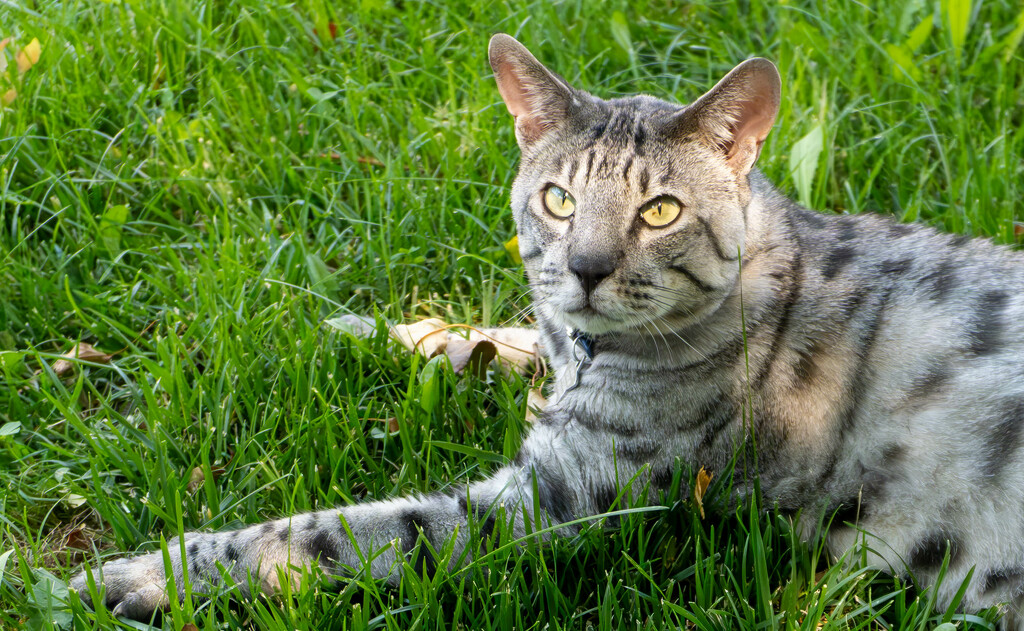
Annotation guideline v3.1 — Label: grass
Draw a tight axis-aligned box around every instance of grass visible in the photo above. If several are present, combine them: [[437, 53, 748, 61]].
[[1, 0, 1022, 628]]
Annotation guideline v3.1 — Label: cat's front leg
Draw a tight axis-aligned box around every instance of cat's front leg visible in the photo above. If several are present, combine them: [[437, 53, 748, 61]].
[[70, 456, 583, 620]]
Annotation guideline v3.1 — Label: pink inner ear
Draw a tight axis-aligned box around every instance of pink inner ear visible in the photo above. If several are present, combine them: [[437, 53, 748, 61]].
[[494, 61, 531, 120], [726, 96, 775, 156]]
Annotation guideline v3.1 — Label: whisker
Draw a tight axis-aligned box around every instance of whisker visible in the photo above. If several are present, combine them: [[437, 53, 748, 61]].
[[621, 293, 713, 363], [505, 303, 538, 328], [657, 317, 712, 363], [636, 314, 668, 364]]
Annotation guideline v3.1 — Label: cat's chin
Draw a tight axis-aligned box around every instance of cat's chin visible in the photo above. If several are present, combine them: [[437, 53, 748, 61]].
[[557, 310, 626, 336]]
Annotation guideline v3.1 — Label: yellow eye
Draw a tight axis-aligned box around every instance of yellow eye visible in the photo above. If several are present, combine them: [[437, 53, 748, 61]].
[[543, 185, 576, 219], [640, 196, 682, 228]]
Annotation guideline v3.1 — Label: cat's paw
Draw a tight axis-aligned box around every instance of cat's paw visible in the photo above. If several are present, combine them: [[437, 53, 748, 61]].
[[71, 552, 171, 620]]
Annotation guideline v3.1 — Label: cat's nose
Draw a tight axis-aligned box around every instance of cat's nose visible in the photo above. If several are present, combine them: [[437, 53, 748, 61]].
[[569, 253, 617, 296]]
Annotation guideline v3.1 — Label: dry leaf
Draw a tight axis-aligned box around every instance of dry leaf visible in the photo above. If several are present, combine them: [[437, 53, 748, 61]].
[[1014, 222, 1024, 238], [182, 624, 199, 631], [187, 465, 225, 492], [2, 88, 14, 105], [455, 327, 539, 375], [16, 37, 41, 73], [524, 388, 548, 423], [187, 466, 204, 492], [313, 21, 338, 41], [357, 155, 383, 166], [332, 315, 541, 377], [491, 343, 536, 374], [445, 338, 496, 377], [693, 466, 713, 519], [64, 527, 92, 551], [391, 318, 448, 357], [378, 417, 400, 433], [35, 519, 96, 566], [51, 342, 112, 377]]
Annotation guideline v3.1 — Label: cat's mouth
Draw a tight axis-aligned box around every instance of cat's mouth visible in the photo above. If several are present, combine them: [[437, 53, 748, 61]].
[[563, 294, 617, 318], [563, 304, 599, 316], [560, 305, 625, 335]]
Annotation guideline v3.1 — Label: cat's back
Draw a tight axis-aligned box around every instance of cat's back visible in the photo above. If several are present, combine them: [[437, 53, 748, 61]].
[[781, 203, 1024, 617], [746, 180, 1024, 514], [759, 184, 1024, 372]]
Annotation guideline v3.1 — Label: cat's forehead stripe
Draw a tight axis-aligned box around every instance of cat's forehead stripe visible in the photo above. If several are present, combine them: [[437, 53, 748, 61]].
[[602, 110, 630, 143], [584, 106, 652, 152], [556, 145, 665, 197], [555, 104, 664, 191], [562, 147, 643, 191], [566, 156, 579, 184], [659, 164, 674, 186], [633, 125, 647, 155]]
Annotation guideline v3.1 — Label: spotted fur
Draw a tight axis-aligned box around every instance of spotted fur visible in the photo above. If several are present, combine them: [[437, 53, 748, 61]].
[[73, 34, 1024, 628]]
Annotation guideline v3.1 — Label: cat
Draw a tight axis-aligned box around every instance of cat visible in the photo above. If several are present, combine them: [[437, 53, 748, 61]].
[[72, 33, 1024, 627]]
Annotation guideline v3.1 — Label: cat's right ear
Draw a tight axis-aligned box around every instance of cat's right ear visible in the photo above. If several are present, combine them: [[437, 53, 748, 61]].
[[489, 34, 575, 147]]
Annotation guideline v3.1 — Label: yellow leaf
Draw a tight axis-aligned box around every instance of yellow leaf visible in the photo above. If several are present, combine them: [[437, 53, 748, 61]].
[[1003, 6, 1024, 64], [884, 42, 921, 81], [941, 0, 972, 61], [26, 38, 42, 63], [693, 466, 713, 519], [2, 88, 15, 105], [16, 37, 41, 73], [504, 235, 522, 264], [904, 16, 933, 53]]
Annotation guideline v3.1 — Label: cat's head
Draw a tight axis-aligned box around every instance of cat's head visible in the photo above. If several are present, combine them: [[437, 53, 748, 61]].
[[489, 34, 780, 337]]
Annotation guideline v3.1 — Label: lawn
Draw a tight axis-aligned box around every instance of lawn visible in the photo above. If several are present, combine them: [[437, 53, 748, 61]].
[[1, 0, 1023, 629]]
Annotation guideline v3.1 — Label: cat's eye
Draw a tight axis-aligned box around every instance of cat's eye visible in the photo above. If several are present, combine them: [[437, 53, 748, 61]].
[[543, 185, 576, 219], [639, 196, 682, 228]]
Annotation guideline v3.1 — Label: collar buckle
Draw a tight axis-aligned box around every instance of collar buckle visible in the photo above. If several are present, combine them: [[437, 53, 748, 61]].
[[565, 327, 595, 392]]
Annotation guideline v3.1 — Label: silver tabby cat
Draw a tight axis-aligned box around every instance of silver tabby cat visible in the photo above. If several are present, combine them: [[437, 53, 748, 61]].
[[74, 34, 1024, 626]]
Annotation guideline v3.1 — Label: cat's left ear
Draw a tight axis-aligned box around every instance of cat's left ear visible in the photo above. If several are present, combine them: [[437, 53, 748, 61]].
[[489, 34, 576, 147], [679, 58, 781, 177]]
